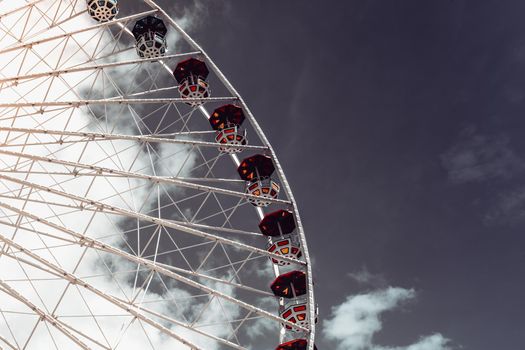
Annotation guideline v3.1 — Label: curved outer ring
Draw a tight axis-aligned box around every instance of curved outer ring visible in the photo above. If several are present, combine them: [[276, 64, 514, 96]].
[[142, 1, 316, 348]]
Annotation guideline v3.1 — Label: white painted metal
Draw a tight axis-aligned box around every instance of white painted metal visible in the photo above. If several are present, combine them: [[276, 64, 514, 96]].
[[0, 0, 316, 349]]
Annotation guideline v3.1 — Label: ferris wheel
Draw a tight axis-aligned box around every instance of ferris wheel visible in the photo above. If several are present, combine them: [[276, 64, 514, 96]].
[[0, 1, 317, 349]]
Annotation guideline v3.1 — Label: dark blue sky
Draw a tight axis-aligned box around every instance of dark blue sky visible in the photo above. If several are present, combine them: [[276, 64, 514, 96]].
[[166, 1, 525, 349]]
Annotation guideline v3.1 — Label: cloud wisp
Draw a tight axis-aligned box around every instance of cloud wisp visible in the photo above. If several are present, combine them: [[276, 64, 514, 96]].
[[441, 126, 525, 225], [441, 126, 524, 184], [347, 266, 387, 288]]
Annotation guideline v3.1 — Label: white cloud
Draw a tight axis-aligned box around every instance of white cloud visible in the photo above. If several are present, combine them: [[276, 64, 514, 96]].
[[377, 334, 452, 350], [323, 287, 452, 350]]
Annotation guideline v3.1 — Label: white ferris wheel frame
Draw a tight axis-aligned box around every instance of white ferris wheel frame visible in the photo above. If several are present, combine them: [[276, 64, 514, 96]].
[[0, 0, 316, 349]]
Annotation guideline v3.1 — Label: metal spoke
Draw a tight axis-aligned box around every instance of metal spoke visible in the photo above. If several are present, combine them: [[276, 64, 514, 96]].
[[0, 126, 268, 150], [0, 10, 158, 55]]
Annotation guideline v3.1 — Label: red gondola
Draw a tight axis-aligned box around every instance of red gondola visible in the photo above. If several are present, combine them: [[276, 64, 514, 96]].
[[276, 339, 317, 350], [210, 105, 247, 153], [281, 301, 309, 331], [271, 270, 306, 298], [173, 58, 210, 84], [174, 58, 210, 106], [268, 236, 302, 266], [237, 154, 279, 206], [259, 209, 296, 236], [237, 154, 275, 181], [209, 104, 246, 130]]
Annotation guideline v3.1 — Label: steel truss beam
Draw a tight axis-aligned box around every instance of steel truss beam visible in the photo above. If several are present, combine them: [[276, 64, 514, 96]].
[[0, 97, 236, 108], [0, 52, 201, 84], [0, 126, 268, 151]]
